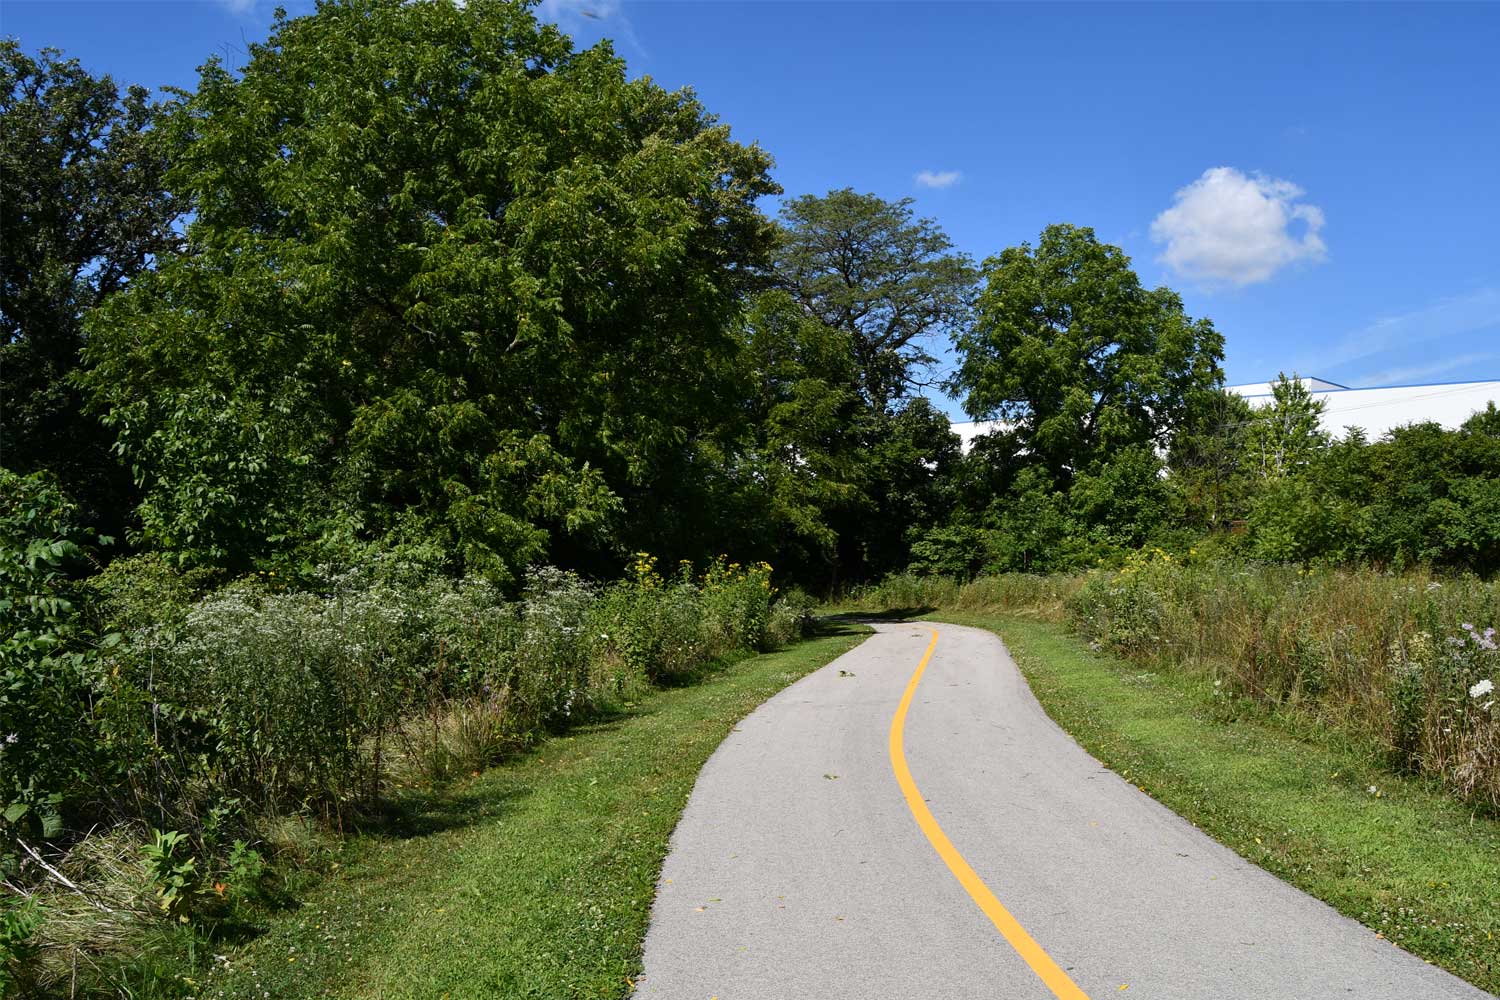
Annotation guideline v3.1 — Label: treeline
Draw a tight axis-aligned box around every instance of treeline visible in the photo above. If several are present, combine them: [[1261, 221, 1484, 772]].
[[6, 2, 1497, 599], [920, 376, 1500, 578], [4, 2, 979, 593]]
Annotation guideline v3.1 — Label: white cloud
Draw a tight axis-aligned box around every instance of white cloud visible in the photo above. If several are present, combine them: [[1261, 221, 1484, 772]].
[[915, 169, 962, 190], [213, 0, 258, 13], [1150, 167, 1326, 287]]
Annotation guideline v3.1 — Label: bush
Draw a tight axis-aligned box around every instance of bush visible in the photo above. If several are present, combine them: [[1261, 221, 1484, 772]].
[[7, 548, 814, 995], [0, 469, 113, 842], [1067, 558, 1500, 810], [843, 571, 1081, 618]]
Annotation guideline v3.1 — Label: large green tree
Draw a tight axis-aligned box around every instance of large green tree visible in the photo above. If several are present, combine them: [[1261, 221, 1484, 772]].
[[0, 42, 180, 528], [80, 0, 777, 583], [750, 190, 971, 583], [773, 189, 977, 414], [1243, 373, 1330, 480], [952, 224, 1224, 489]]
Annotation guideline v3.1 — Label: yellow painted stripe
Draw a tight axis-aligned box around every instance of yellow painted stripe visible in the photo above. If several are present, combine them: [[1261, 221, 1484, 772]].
[[888, 629, 1092, 1000]]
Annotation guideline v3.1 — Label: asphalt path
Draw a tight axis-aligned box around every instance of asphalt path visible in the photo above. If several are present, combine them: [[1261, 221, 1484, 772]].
[[634, 621, 1491, 1000]]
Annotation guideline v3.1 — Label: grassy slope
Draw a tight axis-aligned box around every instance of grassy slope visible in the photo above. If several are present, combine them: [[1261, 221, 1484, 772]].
[[201, 625, 869, 1000], [930, 611, 1500, 994]]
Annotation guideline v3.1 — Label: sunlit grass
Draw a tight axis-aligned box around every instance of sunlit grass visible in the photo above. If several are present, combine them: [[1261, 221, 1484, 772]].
[[198, 624, 869, 999], [935, 611, 1500, 994]]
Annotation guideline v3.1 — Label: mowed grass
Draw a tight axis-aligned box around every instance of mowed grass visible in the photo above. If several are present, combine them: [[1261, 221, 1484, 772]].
[[930, 612, 1500, 994], [200, 624, 869, 1000]]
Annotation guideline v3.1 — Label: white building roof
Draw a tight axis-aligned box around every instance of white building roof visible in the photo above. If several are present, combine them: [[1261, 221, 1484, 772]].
[[1228, 378, 1500, 441], [1224, 376, 1348, 396], [949, 377, 1500, 449]]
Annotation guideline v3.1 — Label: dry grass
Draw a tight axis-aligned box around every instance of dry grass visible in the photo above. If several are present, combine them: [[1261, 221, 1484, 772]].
[[3, 828, 165, 995]]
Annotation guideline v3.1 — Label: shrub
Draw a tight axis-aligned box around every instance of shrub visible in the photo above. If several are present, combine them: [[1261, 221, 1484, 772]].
[[0, 469, 113, 842], [8, 548, 815, 995], [843, 571, 1080, 619], [1067, 560, 1500, 810]]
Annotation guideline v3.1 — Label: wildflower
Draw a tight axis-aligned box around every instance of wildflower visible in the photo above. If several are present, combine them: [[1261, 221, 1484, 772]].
[[1471, 678, 1495, 699], [1367, 785, 1378, 795]]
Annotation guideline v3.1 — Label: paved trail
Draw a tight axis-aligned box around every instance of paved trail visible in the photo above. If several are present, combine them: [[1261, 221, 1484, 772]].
[[634, 621, 1491, 1000]]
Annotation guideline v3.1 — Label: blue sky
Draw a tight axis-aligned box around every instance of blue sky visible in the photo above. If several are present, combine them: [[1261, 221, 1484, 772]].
[[6, 0, 1498, 419]]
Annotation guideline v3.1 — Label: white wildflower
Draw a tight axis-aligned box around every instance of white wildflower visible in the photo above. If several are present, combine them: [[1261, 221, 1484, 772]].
[[1470, 678, 1495, 699]]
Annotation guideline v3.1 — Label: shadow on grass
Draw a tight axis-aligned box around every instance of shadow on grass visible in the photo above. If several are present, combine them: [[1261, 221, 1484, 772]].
[[354, 782, 532, 839], [336, 626, 870, 842], [822, 607, 934, 624]]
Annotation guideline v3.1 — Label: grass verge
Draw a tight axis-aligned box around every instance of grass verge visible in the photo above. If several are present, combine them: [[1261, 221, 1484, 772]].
[[929, 611, 1500, 993], [197, 624, 869, 1000]]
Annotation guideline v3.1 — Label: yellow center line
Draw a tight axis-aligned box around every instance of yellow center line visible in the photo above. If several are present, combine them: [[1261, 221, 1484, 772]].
[[888, 629, 1092, 1000]]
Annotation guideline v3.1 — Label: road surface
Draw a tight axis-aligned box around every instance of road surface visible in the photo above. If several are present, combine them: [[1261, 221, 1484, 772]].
[[634, 621, 1490, 1000]]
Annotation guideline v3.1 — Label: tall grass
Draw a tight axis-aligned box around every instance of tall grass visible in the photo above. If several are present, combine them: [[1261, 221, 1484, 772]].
[[1067, 553, 1499, 811], [851, 558, 1500, 812], [841, 571, 1083, 619], [4, 554, 811, 996]]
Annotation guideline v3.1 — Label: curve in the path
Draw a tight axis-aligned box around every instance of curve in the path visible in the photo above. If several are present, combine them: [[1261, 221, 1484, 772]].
[[634, 622, 1490, 1000]]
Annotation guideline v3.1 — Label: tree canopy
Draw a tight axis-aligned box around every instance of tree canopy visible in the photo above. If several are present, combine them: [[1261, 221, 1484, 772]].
[[1, 4, 1493, 596], [79, 0, 778, 583], [952, 224, 1224, 487], [0, 41, 180, 528], [773, 189, 977, 414]]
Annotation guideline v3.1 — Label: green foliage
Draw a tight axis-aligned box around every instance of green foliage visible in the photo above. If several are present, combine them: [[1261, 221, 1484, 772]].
[[906, 525, 990, 580], [1167, 388, 1257, 529], [24, 547, 802, 837], [1067, 444, 1176, 551], [1066, 558, 1500, 809], [841, 570, 1080, 617], [940, 224, 1223, 575], [726, 289, 864, 577], [839, 398, 964, 579], [773, 188, 977, 413], [952, 223, 1224, 488], [726, 191, 975, 586], [981, 467, 1087, 573], [1244, 373, 1330, 480], [1246, 409, 1500, 573], [0, 893, 43, 996], [0, 41, 179, 529], [0, 469, 114, 842], [9, 548, 811, 995], [80, 0, 777, 582], [140, 829, 200, 920]]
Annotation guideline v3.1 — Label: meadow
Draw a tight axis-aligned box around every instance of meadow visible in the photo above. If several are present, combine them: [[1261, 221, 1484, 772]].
[[847, 560, 1500, 811]]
